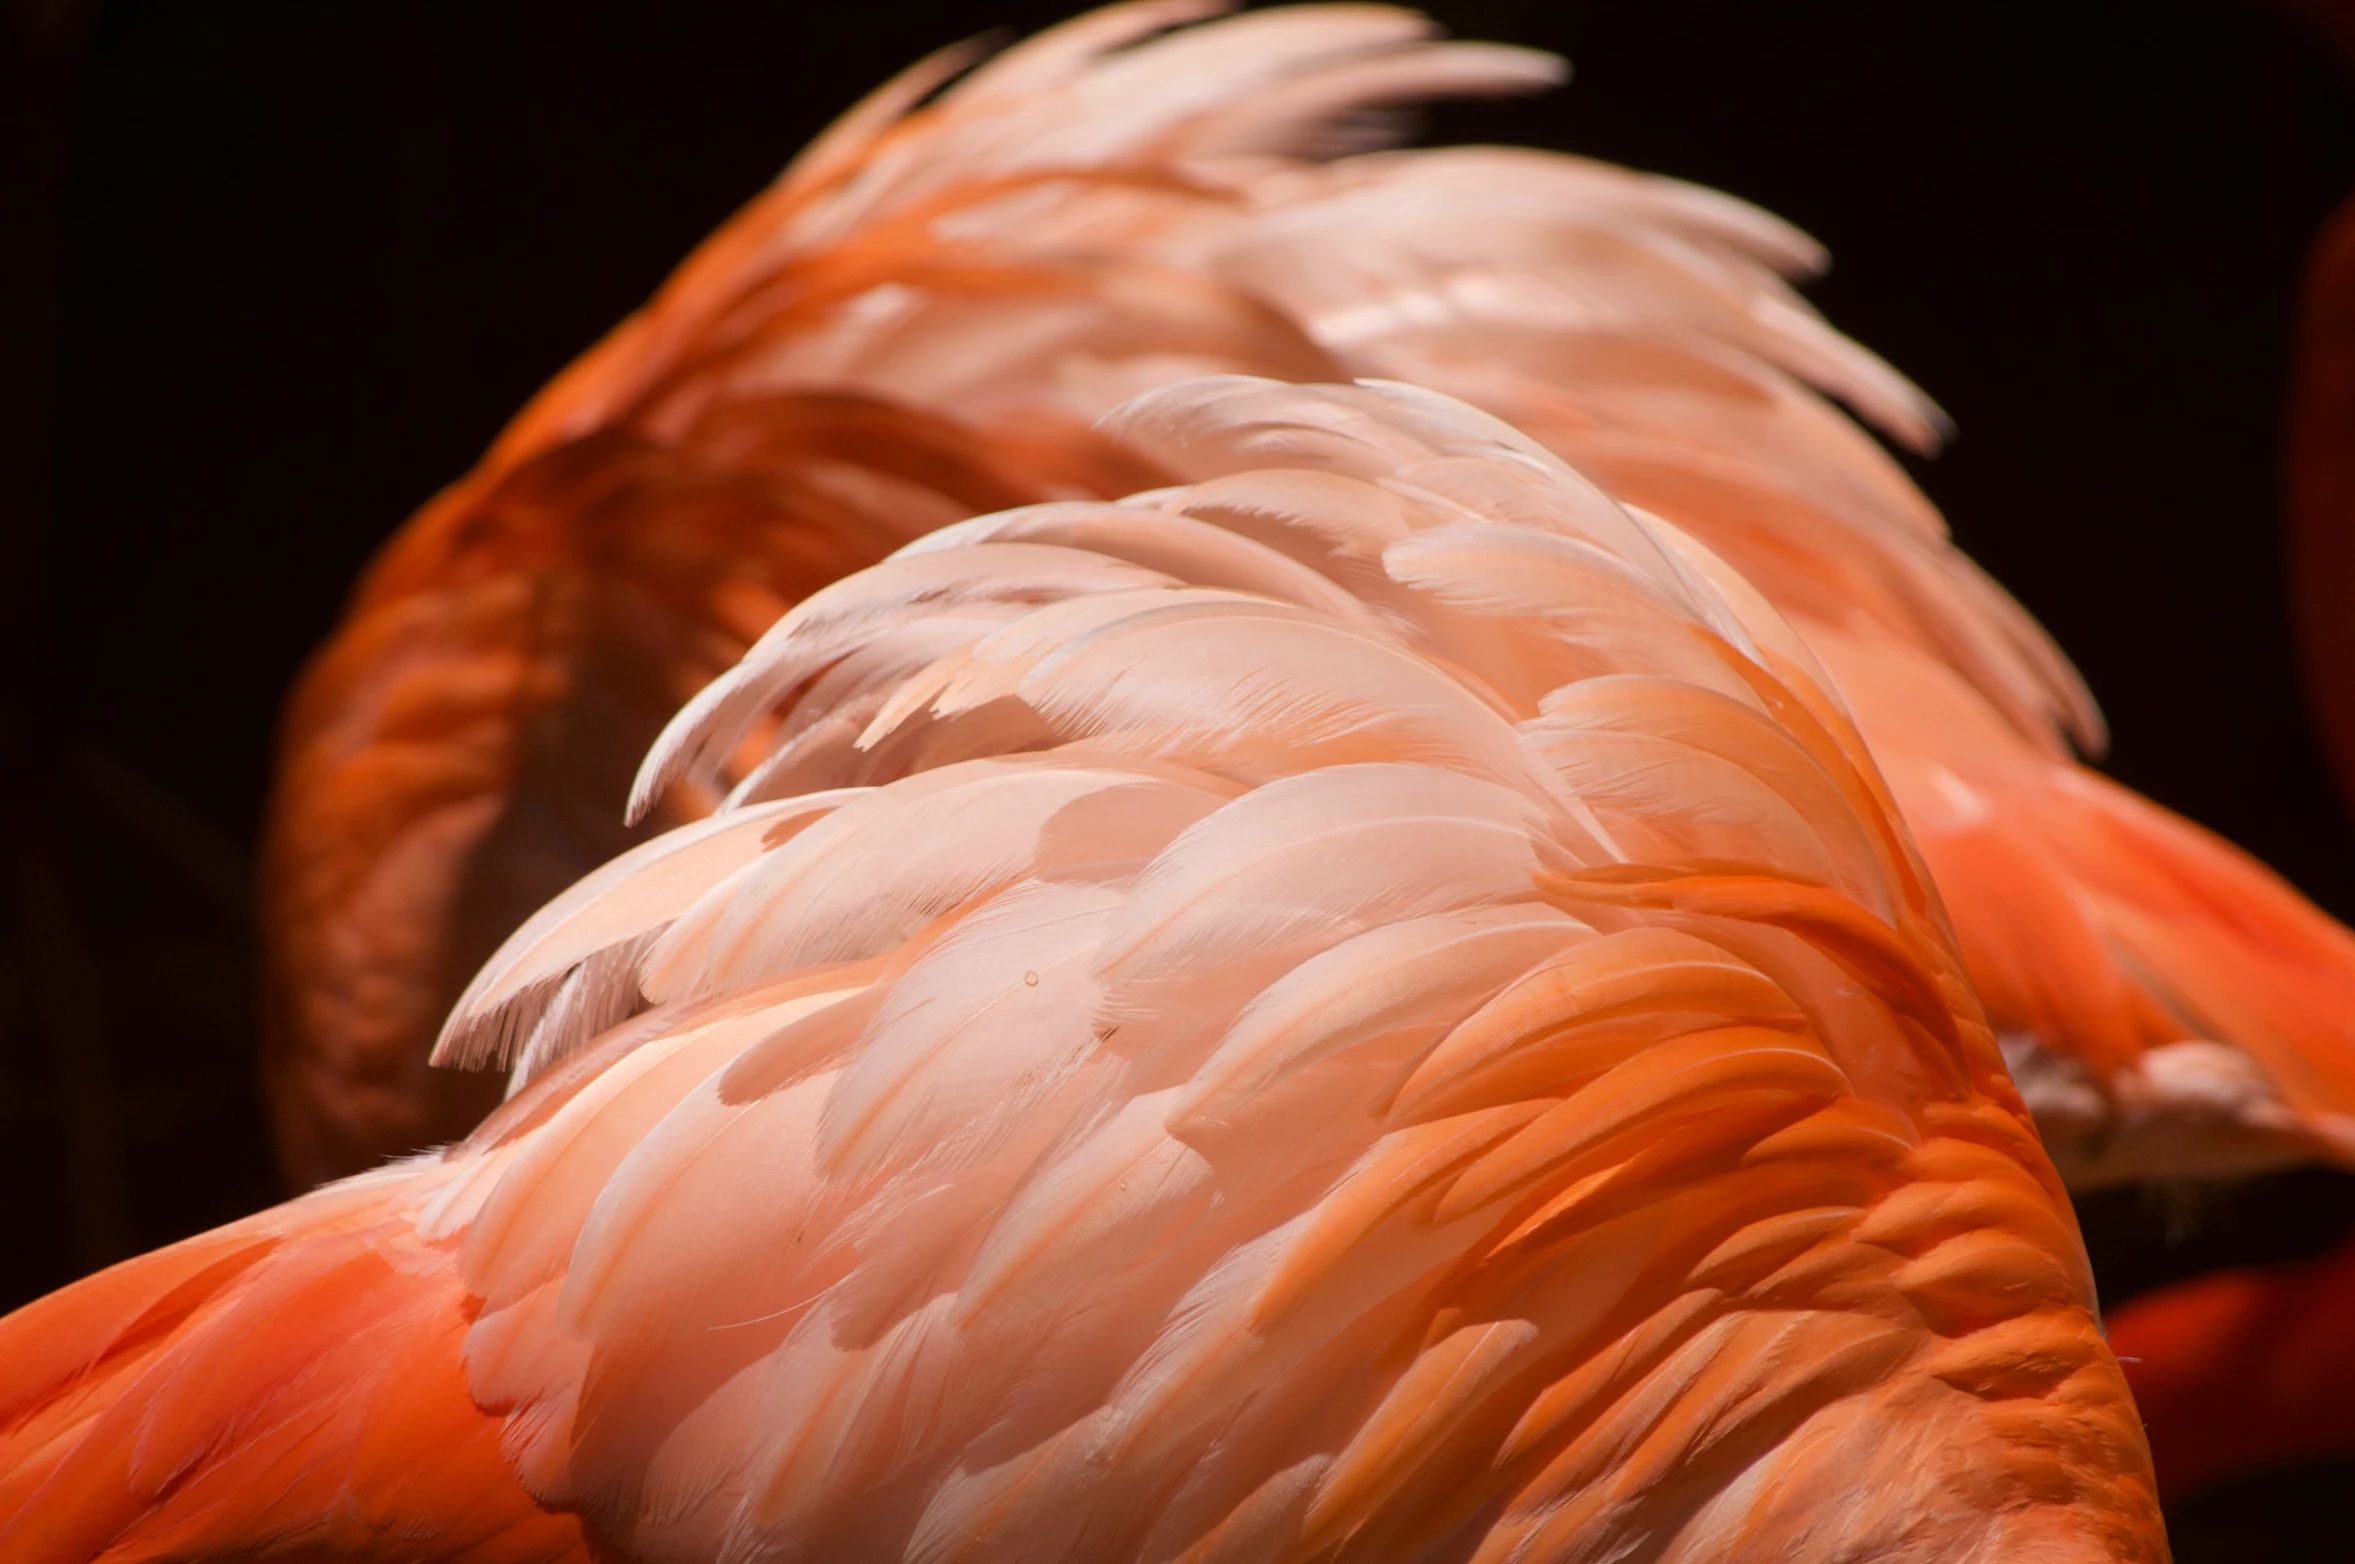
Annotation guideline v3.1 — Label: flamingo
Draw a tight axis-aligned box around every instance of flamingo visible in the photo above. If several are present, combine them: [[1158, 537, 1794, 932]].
[[259, 2, 2355, 1205], [14, 0, 2318, 1550], [1, 371, 2164, 1561]]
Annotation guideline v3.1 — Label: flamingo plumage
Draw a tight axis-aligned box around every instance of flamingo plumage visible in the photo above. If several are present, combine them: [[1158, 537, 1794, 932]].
[[18, 0, 2352, 1552], [3, 372, 2164, 1561]]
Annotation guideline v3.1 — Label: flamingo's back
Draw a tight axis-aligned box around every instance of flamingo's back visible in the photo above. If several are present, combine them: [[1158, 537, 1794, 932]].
[[3, 377, 2164, 1562]]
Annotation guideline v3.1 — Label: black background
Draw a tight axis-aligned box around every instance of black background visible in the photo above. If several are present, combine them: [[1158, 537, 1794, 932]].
[[6, 0, 2355, 1552]]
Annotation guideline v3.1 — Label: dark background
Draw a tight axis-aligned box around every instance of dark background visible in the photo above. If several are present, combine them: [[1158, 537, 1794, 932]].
[[6, 0, 2355, 1552]]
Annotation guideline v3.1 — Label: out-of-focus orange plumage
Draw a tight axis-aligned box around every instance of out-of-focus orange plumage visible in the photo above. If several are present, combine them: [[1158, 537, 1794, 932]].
[[2107, 1237, 2355, 1503]]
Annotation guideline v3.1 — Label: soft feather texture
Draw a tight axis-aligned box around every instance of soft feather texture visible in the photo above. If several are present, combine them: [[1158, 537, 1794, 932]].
[[3, 378, 2164, 1562]]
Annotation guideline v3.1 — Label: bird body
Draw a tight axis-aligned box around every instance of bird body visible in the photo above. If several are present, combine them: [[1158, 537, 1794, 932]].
[[28, 0, 2355, 1551], [3, 376, 2165, 1561], [260, 2, 2355, 1205]]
